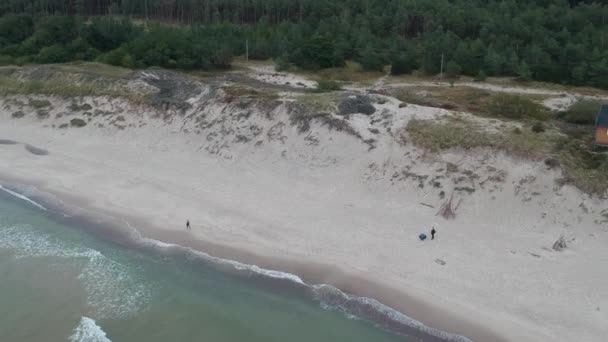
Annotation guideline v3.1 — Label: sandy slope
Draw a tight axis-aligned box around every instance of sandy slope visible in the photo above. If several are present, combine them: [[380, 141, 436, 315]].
[[1, 72, 607, 342]]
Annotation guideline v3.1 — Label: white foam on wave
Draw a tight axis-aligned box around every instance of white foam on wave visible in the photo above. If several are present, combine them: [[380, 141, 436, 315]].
[[311, 284, 473, 342], [69, 317, 112, 342], [140, 237, 305, 284], [0, 225, 153, 320], [138, 238, 470, 341], [0, 184, 47, 210]]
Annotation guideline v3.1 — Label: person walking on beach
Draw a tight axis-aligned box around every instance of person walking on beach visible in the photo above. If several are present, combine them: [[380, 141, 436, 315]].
[[431, 227, 436, 240], [186, 219, 191, 230]]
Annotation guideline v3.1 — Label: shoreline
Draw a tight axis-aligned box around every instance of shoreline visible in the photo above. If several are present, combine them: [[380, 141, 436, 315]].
[[0, 176, 503, 342], [1, 81, 606, 342]]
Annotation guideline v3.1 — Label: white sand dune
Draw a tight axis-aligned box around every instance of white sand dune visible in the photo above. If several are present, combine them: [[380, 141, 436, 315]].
[[1, 72, 607, 342]]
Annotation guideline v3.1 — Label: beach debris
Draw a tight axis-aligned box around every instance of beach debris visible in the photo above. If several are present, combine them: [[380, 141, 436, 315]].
[[419, 202, 435, 208], [436, 192, 462, 220], [552, 235, 568, 251], [435, 259, 446, 266], [528, 252, 541, 258]]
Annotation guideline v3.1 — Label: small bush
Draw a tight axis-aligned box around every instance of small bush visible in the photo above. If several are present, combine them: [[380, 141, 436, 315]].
[[11, 111, 24, 118], [390, 54, 417, 75], [274, 54, 289, 72], [531, 122, 545, 133], [485, 94, 549, 120], [359, 47, 384, 72], [69, 102, 92, 111], [36, 44, 69, 64], [311, 79, 341, 93], [36, 109, 49, 118], [560, 99, 604, 125], [474, 70, 487, 82], [29, 99, 51, 108], [70, 118, 87, 127]]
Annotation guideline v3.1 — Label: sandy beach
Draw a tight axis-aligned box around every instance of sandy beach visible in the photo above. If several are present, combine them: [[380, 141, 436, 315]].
[[1, 67, 607, 342]]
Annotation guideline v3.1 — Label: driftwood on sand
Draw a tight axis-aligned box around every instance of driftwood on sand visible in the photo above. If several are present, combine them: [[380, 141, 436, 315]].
[[552, 235, 568, 251], [436, 192, 462, 219]]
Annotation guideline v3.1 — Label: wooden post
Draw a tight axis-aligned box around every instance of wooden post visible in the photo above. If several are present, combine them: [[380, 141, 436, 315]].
[[440, 52, 444, 81]]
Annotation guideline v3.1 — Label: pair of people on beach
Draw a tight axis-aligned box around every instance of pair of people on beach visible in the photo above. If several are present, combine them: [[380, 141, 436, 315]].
[[419, 227, 437, 241]]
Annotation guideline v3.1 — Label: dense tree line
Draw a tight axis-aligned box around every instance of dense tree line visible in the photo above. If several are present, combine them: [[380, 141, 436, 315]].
[[0, 0, 607, 88]]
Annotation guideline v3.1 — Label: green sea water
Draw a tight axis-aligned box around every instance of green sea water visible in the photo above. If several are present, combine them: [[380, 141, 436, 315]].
[[0, 190, 412, 342]]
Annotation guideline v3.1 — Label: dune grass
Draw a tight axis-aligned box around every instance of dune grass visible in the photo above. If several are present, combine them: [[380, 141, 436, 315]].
[[296, 92, 338, 112], [293, 61, 386, 85], [406, 116, 608, 194], [0, 64, 149, 102]]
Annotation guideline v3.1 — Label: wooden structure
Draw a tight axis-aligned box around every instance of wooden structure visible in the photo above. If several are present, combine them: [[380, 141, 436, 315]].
[[595, 105, 608, 147]]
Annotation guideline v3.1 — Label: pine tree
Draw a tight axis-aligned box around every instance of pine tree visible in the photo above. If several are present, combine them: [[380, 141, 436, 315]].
[[359, 45, 383, 72], [517, 61, 532, 81], [445, 60, 461, 86]]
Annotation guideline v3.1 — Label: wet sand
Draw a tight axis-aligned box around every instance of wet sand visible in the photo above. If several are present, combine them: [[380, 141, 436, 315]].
[[0, 176, 502, 342]]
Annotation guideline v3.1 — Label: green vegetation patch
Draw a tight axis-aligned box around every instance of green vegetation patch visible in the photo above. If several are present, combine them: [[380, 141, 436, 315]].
[[483, 94, 550, 120], [309, 79, 342, 93], [394, 90, 457, 110], [295, 62, 384, 85]]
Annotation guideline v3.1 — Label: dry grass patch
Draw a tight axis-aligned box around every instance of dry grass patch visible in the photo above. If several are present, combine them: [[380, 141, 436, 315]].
[[294, 61, 385, 85], [483, 94, 550, 120], [406, 116, 607, 194], [222, 85, 278, 101], [29, 99, 51, 108], [0, 64, 151, 102], [296, 92, 338, 112]]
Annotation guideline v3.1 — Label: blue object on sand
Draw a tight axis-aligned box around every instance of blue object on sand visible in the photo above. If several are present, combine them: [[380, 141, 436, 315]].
[[419, 233, 427, 241]]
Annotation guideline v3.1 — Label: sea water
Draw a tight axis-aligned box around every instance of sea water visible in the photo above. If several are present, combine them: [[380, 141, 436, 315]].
[[0, 189, 417, 342]]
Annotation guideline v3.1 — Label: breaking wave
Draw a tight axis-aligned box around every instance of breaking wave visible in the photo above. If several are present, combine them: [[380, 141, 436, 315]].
[[0, 184, 47, 210], [0, 224, 153, 319], [1, 181, 472, 342], [69, 317, 112, 342], [140, 237, 471, 342]]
